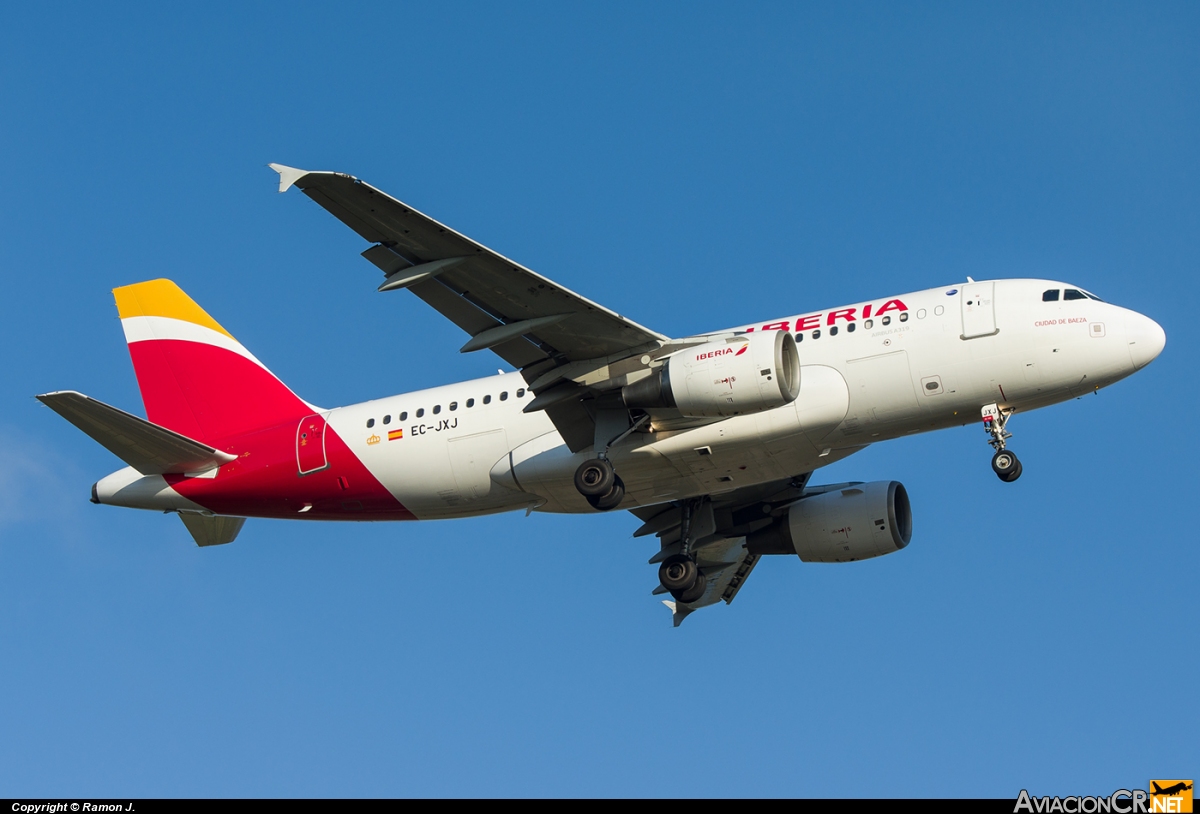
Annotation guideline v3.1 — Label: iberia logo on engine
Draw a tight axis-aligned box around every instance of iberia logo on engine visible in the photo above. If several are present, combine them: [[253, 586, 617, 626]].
[[696, 345, 749, 361]]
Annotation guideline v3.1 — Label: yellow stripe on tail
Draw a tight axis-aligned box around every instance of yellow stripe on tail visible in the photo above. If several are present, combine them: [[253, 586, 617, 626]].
[[113, 279, 235, 340]]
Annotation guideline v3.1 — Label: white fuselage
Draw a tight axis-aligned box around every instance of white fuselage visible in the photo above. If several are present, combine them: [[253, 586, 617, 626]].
[[312, 278, 1162, 519]]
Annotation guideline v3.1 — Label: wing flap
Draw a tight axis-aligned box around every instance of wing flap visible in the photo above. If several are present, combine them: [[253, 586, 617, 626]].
[[37, 391, 236, 475]]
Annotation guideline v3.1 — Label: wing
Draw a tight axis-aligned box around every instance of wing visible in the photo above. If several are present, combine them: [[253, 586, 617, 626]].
[[631, 472, 816, 626], [271, 163, 673, 452], [270, 164, 666, 365]]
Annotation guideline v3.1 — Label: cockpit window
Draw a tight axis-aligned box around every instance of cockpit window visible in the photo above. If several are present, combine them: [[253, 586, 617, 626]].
[[1064, 289, 1087, 301], [1083, 290, 1105, 302], [1042, 289, 1060, 302]]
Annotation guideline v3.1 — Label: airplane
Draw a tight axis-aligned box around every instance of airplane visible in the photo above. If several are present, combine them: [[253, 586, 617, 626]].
[[1152, 782, 1192, 797], [37, 164, 1167, 625]]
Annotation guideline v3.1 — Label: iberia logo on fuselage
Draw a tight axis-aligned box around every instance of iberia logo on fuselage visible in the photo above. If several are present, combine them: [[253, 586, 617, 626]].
[[745, 299, 909, 334]]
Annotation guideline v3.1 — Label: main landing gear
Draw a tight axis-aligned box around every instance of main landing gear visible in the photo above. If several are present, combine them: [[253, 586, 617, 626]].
[[574, 457, 625, 511], [657, 499, 708, 604], [573, 413, 648, 512], [982, 403, 1022, 483]]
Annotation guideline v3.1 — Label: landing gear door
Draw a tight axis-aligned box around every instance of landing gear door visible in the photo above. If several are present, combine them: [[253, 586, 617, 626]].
[[297, 413, 330, 475], [960, 281, 998, 339]]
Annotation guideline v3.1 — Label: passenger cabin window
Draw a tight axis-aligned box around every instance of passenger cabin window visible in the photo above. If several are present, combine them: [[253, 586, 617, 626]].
[[517, 388, 526, 398], [1043, 289, 1060, 302], [450, 402, 458, 411], [466, 399, 475, 408], [864, 319, 874, 329], [1064, 289, 1087, 301], [812, 329, 821, 339], [366, 418, 375, 428], [483, 395, 492, 404], [433, 405, 441, 414], [847, 323, 856, 333], [500, 391, 508, 401], [382, 415, 391, 425], [882, 316, 891, 326], [899, 312, 908, 322], [829, 326, 838, 336], [400, 411, 407, 421], [416, 408, 424, 418], [795, 333, 803, 343]]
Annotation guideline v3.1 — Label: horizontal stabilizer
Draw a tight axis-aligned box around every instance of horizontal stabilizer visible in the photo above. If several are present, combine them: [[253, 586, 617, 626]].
[[37, 391, 236, 475], [179, 512, 246, 547]]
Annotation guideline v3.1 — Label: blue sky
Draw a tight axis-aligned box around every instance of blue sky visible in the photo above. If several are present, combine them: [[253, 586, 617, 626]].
[[1, 2, 1196, 797]]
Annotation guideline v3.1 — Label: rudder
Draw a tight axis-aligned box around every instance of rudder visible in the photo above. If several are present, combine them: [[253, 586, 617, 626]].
[[114, 279, 313, 442]]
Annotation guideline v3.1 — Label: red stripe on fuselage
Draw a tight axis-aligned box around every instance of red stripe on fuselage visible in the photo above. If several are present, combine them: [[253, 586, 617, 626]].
[[166, 419, 415, 521]]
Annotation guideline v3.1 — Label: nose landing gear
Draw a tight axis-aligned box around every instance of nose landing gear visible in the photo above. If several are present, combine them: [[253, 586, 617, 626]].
[[982, 403, 1022, 482]]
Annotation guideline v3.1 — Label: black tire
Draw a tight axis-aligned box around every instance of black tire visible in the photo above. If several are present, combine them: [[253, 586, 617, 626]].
[[658, 555, 698, 593], [587, 475, 625, 511], [1001, 459, 1023, 483], [574, 458, 616, 497], [674, 571, 708, 604], [991, 449, 1020, 479]]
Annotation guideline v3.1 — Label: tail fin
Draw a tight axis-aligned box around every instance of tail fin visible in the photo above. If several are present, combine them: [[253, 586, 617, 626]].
[[114, 279, 313, 442]]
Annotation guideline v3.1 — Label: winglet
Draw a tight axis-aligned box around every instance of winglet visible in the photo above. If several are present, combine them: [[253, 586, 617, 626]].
[[268, 163, 309, 193], [661, 599, 693, 627]]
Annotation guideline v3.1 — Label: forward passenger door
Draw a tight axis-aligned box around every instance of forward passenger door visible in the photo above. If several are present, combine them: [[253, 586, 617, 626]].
[[960, 282, 998, 339]]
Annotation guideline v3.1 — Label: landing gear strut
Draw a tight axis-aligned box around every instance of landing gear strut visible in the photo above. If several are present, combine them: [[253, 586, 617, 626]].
[[982, 403, 1022, 483], [656, 498, 708, 603]]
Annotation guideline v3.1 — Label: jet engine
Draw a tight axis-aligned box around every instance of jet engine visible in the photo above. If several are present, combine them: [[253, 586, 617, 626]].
[[622, 331, 800, 418], [746, 481, 912, 563]]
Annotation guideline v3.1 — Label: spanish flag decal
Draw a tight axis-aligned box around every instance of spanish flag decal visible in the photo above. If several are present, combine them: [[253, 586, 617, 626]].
[[388, 429, 403, 441]]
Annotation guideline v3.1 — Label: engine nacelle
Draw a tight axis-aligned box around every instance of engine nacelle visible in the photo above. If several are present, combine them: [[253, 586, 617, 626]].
[[622, 331, 800, 418], [746, 481, 912, 563]]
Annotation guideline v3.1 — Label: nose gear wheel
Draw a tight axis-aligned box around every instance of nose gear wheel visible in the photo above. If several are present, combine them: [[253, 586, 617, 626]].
[[991, 449, 1022, 482], [982, 403, 1022, 482]]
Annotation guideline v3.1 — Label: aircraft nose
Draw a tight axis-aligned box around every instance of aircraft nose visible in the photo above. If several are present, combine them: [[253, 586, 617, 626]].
[[1126, 312, 1166, 370]]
